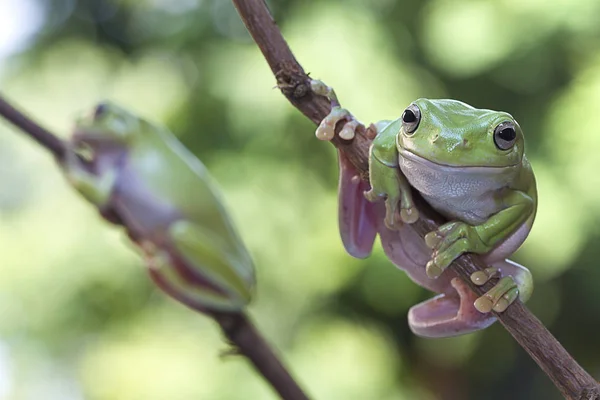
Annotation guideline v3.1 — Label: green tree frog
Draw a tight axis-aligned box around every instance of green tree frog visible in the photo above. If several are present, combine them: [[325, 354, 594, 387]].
[[60, 102, 255, 314], [312, 81, 535, 337]]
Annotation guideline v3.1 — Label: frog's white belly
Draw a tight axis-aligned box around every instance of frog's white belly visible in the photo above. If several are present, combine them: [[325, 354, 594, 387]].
[[398, 149, 531, 260], [398, 150, 516, 225]]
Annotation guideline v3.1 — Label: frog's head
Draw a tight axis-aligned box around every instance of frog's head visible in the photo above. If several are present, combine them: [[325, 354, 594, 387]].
[[71, 101, 146, 148], [396, 99, 524, 168]]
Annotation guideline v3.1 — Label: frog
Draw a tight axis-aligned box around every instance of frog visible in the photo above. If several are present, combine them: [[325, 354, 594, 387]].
[[60, 102, 255, 314], [312, 80, 535, 337]]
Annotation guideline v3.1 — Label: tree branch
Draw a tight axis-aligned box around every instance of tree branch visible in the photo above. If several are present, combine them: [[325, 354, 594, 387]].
[[0, 95, 66, 160], [0, 96, 310, 400], [231, 1, 600, 399], [213, 312, 309, 400]]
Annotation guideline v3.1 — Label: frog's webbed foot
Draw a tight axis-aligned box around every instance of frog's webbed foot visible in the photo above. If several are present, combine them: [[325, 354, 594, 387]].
[[407, 259, 532, 337], [470, 259, 533, 313], [424, 221, 489, 278], [408, 277, 496, 337], [311, 79, 361, 141], [315, 107, 359, 141]]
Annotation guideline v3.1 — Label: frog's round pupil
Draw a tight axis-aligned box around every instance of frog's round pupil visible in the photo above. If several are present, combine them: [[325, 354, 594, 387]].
[[499, 127, 516, 141], [402, 110, 416, 123]]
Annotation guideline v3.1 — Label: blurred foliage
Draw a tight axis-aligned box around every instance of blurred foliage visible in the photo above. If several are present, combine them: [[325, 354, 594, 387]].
[[0, 0, 599, 399]]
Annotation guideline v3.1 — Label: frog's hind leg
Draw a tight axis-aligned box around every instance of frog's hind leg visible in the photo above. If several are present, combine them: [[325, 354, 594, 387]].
[[337, 152, 379, 258], [408, 259, 533, 337], [408, 278, 497, 338]]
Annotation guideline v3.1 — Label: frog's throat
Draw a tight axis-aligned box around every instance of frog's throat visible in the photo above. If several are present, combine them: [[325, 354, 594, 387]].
[[398, 148, 519, 173]]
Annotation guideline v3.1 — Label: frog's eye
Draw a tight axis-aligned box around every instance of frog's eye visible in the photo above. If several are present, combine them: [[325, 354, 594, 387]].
[[493, 121, 517, 150], [94, 103, 108, 119], [401, 104, 421, 135]]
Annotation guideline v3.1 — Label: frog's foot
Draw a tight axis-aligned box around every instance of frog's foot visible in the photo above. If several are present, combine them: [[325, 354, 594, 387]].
[[315, 106, 359, 141], [311, 79, 360, 141], [470, 259, 534, 313], [424, 221, 489, 278], [408, 277, 496, 337], [472, 276, 519, 313]]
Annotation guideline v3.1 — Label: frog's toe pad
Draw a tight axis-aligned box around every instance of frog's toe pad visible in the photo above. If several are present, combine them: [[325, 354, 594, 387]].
[[400, 207, 419, 224], [315, 107, 351, 141], [408, 278, 496, 337], [474, 277, 519, 313]]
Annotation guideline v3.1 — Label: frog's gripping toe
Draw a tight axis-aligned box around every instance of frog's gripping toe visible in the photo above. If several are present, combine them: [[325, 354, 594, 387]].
[[315, 107, 358, 141], [408, 278, 496, 338], [473, 276, 519, 313]]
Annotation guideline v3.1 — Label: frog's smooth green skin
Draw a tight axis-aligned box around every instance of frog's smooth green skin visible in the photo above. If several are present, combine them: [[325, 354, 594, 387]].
[[335, 99, 535, 337], [61, 102, 255, 313]]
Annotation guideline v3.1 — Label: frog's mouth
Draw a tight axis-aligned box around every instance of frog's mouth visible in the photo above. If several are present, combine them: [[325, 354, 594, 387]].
[[398, 148, 518, 174]]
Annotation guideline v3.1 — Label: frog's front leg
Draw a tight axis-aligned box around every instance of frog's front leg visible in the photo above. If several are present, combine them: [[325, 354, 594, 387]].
[[311, 79, 418, 228], [364, 119, 418, 228], [424, 190, 534, 278], [62, 146, 117, 207]]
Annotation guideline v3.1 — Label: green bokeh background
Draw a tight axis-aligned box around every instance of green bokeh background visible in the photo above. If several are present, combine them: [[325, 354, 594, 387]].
[[0, 0, 598, 399]]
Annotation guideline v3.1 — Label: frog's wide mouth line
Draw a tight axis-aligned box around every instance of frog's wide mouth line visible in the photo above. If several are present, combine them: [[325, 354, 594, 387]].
[[398, 149, 519, 173]]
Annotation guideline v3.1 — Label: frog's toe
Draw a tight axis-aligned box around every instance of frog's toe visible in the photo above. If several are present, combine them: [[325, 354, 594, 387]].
[[383, 210, 401, 231], [424, 230, 443, 249], [383, 196, 402, 230], [315, 107, 352, 141], [473, 276, 519, 313], [310, 79, 338, 103], [408, 278, 496, 337], [400, 206, 419, 224], [470, 267, 498, 286], [426, 239, 470, 278], [339, 119, 360, 140]]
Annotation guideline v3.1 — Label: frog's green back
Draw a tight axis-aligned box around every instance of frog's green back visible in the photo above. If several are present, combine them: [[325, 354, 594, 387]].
[[128, 122, 248, 254]]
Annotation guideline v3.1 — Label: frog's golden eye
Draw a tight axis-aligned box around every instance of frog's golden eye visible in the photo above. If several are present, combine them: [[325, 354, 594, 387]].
[[402, 104, 421, 135], [494, 121, 517, 150]]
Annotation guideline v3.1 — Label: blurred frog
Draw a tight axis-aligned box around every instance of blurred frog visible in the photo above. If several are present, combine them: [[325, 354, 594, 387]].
[[312, 80, 535, 337], [60, 102, 255, 314]]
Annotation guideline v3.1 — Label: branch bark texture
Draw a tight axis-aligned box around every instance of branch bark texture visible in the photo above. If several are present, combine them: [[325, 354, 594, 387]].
[[231, 1, 600, 399]]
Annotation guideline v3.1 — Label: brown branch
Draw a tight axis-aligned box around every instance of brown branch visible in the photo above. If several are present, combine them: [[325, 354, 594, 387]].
[[0, 95, 66, 160], [213, 312, 309, 400], [232, 0, 600, 399], [0, 95, 310, 400]]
